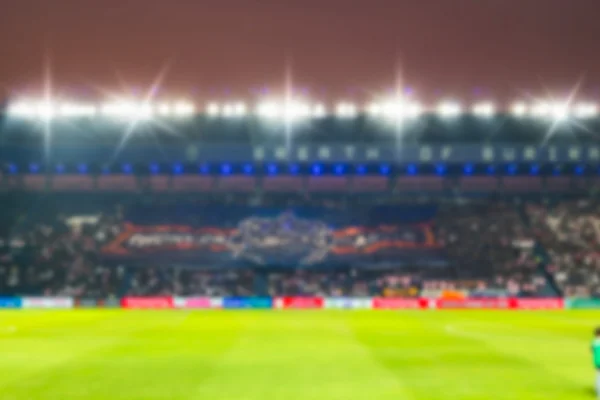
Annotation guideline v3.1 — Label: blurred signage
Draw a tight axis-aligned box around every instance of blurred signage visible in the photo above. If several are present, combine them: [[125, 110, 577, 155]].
[[8, 144, 600, 164], [372, 298, 430, 309], [275, 297, 324, 309], [22, 297, 74, 309], [0, 297, 22, 308], [324, 297, 372, 309], [121, 297, 174, 309], [566, 298, 600, 309], [222, 297, 273, 309]]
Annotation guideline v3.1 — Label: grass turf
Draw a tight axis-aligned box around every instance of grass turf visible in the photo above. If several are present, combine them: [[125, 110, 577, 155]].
[[0, 310, 597, 400]]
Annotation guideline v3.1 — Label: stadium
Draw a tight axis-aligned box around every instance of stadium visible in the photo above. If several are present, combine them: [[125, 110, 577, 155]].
[[0, 93, 600, 400]]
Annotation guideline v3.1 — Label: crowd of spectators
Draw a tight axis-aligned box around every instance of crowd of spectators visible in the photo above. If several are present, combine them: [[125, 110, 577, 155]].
[[527, 200, 600, 298], [0, 194, 584, 299], [434, 202, 551, 297]]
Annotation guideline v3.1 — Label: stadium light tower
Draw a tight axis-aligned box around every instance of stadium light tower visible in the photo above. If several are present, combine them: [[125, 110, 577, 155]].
[[437, 101, 462, 118]]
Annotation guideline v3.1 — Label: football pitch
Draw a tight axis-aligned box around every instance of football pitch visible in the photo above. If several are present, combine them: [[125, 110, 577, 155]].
[[0, 310, 598, 400]]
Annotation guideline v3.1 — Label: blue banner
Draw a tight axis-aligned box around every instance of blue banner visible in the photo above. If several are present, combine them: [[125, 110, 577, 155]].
[[222, 297, 273, 309], [0, 297, 22, 309]]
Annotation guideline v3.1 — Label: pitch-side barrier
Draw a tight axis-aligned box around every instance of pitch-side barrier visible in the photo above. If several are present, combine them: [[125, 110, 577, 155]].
[[0, 296, 580, 310]]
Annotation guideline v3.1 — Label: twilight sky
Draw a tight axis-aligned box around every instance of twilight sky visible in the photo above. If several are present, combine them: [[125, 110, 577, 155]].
[[1, 0, 599, 103]]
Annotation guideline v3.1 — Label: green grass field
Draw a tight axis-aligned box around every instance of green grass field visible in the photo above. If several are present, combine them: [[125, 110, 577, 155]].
[[0, 310, 598, 400]]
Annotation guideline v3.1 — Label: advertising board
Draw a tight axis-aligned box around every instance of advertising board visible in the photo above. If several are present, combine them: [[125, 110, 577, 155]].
[[0, 297, 22, 309], [372, 298, 430, 309], [22, 297, 74, 309], [324, 297, 373, 309], [121, 297, 174, 309], [275, 297, 324, 309]]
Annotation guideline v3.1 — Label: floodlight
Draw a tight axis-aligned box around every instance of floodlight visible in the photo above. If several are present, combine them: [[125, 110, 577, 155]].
[[173, 102, 195, 117], [550, 103, 569, 120], [312, 104, 326, 118], [222, 104, 235, 117], [573, 103, 598, 119], [157, 103, 172, 116], [58, 103, 97, 117], [367, 103, 382, 116], [511, 102, 528, 117], [381, 102, 404, 119], [335, 102, 357, 118], [36, 102, 56, 120], [8, 102, 36, 117], [530, 102, 551, 117], [256, 102, 281, 118], [437, 102, 462, 118], [233, 102, 247, 116], [405, 102, 423, 118], [472, 102, 495, 118], [285, 102, 310, 119], [206, 103, 220, 117]]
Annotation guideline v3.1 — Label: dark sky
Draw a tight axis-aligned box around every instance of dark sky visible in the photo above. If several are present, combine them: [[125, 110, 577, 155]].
[[1, 0, 600, 103]]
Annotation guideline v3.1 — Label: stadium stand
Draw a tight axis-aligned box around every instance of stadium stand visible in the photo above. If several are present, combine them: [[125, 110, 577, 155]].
[[1, 101, 600, 299]]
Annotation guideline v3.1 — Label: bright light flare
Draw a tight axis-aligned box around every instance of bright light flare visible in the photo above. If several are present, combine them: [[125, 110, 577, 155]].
[[437, 102, 462, 118], [172, 101, 195, 117], [472, 102, 495, 118], [256, 101, 312, 120], [312, 104, 326, 118], [573, 102, 598, 119], [101, 101, 153, 119], [157, 103, 172, 117], [256, 102, 282, 119], [530, 102, 551, 118], [405, 103, 423, 118], [335, 102, 357, 118], [550, 103, 570, 121], [8, 102, 38, 118], [58, 103, 97, 118], [367, 103, 382, 116], [285, 102, 310, 119], [206, 103, 220, 117], [511, 102, 528, 117]]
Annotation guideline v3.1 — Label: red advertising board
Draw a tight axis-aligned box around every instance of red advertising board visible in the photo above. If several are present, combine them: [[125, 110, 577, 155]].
[[276, 297, 324, 309], [513, 298, 564, 310], [372, 298, 429, 309], [436, 298, 513, 309], [121, 297, 174, 309]]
